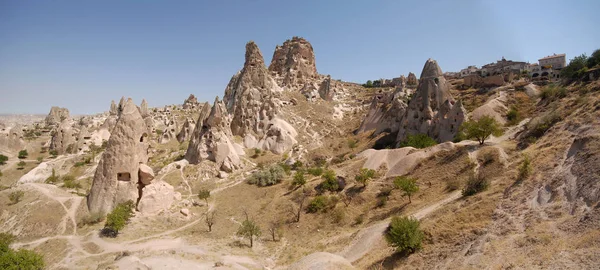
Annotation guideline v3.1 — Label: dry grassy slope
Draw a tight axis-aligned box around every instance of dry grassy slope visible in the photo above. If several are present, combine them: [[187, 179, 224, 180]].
[[355, 81, 600, 269]]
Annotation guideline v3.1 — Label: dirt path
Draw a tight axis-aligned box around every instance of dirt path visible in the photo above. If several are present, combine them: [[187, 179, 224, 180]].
[[339, 190, 462, 263]]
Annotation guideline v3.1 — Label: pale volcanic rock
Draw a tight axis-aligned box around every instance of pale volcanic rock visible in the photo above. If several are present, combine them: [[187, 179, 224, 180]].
[[268, 36, 318, 89], [185, 97, 242, 172], [159, 117, 178, 144], [140, 99, 149, 117], [109, 100, 118, 116], [182, 94, 200, 110], [407, 72, 418, 86], [176, 117, 195, 143], [137, 180, 179, 216], [50, 119, 76, 154], [45, 107, 70, 127], [138, 163, 155, 185], [356, 87, 409, 136], [87, 98, 152, 215], [0, 125, 25, 153], [396, 59, 466, 144]]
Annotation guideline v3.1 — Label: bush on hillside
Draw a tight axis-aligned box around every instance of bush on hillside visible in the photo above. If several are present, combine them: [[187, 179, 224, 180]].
[[247, 164, 286, 187], [399, 134, 437, 149], [102, 200, 135, 237], [306, 167, 323, 176], [0, 154, 8, 165], [355, 168, 376, 187], [8, 190, 24, 205], [462, 173, 489, 196], [292, 171, 306, 187], [385, 216, 424, 254], [0, 233, 45, 270], [18, 150, 28, 159], [540, 84, 567, 101], [319, 170, 341, 192], [306, 195, 338, 213]]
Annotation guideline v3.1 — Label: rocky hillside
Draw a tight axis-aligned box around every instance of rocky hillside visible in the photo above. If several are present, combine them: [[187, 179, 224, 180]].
[[1, 37, 599, 270]]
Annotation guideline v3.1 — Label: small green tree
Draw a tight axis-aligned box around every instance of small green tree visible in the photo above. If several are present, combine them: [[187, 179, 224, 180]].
[[394, 176, 419, 203], [8, 190, 24, 205], [460, 115, 503, 145], [18, 150, 28, 159], [385, 216, 424, 253], [587, 49, 600, 68], [320, 170, 339, 192], [355, 168, 376, 187], [364, 80, 373, 88], [561, 54, 588, 80], [292, 171, 306, 187], [0, 233, 45, 269], [248, 164, 286, 187], [236, 211, 261, 247], [17, 161, 26, 169], [198, 189, 211, 204], [0, 154, 8, 165]]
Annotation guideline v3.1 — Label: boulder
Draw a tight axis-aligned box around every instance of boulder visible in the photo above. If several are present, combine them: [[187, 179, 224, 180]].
[[137, 181, 179, 215], [87, 98, 152, 215], [268, 36, 318, 89], [407, 72, 418, 86], [138, 164, 155, 185]]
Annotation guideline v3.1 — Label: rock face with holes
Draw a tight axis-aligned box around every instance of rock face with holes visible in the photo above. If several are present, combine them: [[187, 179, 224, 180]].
[[176, 117, 196, 143], [50, 119, 76, 154], [396, 59, 466, 144], [185, 97, 242, 172], [268, 36, 318, 90], [45, 107, 70, 127], [356, 86, 409, 136], [182, 94, 200, 110], [222, 41, 297, 154], [0, 125, 25, 153], [88, 98, 152, 215], [159, 117, 178, 144]]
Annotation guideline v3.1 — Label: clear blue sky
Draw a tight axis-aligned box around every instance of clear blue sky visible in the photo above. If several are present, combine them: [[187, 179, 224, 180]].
[[1, 0, 598, 115]]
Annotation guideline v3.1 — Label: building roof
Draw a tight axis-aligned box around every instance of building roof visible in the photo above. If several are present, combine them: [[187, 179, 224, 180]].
[[539, 54, 566, 60]]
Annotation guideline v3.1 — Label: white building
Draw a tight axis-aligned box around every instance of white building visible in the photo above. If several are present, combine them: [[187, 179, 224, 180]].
[[539, 54, 566, 70]]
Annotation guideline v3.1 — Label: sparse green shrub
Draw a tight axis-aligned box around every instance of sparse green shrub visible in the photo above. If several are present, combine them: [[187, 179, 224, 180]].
[[251, 148, 261, 158], [459, 115, 503, 145], [378, 187, 393, 199], [320, 170, 340, 192], [247, 164, 286, 187], [45, 169, 59, 184], [102, 200, 135, 237], [307, 167, 323, 176], [74, 161, 85, 167], [8, 190, 24, 205], [524, 112, 561, 141], [63, 175, 82, 189], [49, 150, 58, 158], [347, 139, 358, 149], [355, 168, 376, 187], [376, 196, 388, 208], [307, 195, 329, 213], [0, 233, 45, 269], [18, 150, 28, 159], [36, 156, 43, 163], [17, 161, 26, 169], [0, 154, 8, 165], [462, 173, 488, 196], [394, 176, 419, 203], [278, 162, 292, 175], [540, 84, 567, 101], [517, 155, 532, 181], [291, 160, 303, 170], [354, 214, 364, 225], [399, 134, 437, 149], [313, 156, 327, 167], [506, 106, 520, 125], [198, 189, 210, 204], [385, 216, 424, 254], [292, 171, 306, 187]]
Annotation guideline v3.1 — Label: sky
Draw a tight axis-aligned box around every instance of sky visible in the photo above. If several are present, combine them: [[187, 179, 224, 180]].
[[1, 0, 599, 115]]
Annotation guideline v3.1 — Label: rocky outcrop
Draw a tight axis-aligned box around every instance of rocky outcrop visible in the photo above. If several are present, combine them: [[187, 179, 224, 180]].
[[87, 98, 152, 215], [396, 59, 466, 144], [176, 118, 195, 143], [0, 125, 25, 153], [318, 76, 335, 101], [102, 100, 119, 131], [137, 181, 180, 215], [223, 41, 281, 137], [140, 99, 149, 117], [109, 100, 118, 115], [407, 72, 418, 86], [45, 107, 70, 127], [50, 119, 76, 154], [356, 87, 409, 136], [268, 37, 318, 89], [159, 117, 178, 144], [185, 98, 242, 172], [182, 94, 200, 110]]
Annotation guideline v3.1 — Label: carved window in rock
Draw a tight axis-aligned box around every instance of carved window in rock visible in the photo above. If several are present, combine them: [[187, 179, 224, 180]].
[[117, 172, 131, 181], [140, 133, 148, 143]]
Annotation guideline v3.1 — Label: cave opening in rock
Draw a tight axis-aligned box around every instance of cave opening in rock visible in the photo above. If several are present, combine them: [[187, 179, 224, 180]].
[[117, 172, 131, 181]]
